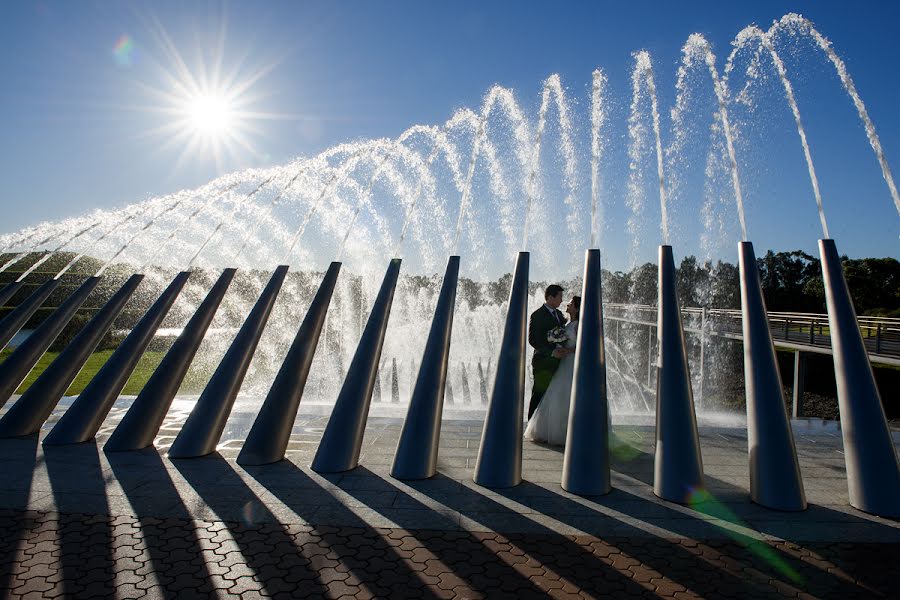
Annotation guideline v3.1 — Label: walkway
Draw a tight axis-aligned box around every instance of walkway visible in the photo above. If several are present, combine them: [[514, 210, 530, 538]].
[[1, 402, 899, 598]]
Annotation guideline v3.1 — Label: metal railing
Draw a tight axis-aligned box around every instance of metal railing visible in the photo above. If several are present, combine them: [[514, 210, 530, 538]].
[[604, 303, 900, 363]]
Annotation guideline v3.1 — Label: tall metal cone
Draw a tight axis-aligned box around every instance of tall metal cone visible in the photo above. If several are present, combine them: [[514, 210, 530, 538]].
[[168, 266, 289, 458], [311, 259, 401, 473], [373, 367, 382, 403], [0, 281, 23, 309], [0, 279, 61, 351], [739, 242, 806, 511], [478, 361, 488, 405], [104, 268, 236, 452], [391, 256, 460, 480], [461, 364, 471, 404], [0, 276, 101, 409], [474, 251, 529, 488], [43, 272, 191, 445], [446, 379, 455, 405], [561, 249, 611, 496], [653, 245, 704, 503], [390, 358, 400, 403], [237, 262, 341, 466], [0, 274, 144, 437], [819, 239, 900, 518]]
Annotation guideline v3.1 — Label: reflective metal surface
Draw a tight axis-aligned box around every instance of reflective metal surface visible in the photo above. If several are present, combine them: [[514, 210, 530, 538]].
[[168, 266, 289, 458], [44, 272, 191, 445], [473, 252, 529, 489], [739, 241, 806, 511], [311, 259, 401, 473], [0, 274, 143, 437], [561, 249, 611, 496], [104, 268, 236, 452], [0, 276, 101, 410], [238, 262, 341, 466], [653, 245, 704, 503], [820, 238, 900, 518], [391, 256, 460, 480]]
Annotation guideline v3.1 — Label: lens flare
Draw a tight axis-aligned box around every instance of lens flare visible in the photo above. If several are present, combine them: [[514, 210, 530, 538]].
[[687, 486, 803, 584], [112, 34, 135, 67]]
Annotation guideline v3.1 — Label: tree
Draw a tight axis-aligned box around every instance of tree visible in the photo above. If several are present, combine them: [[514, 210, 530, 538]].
[[756, 250, 822, 312], [486, 273, 512, 305], [708, 260, 740, 308], [602, 270, 630, 304], [630, 263, 657, 305], [841, 257, 900, 315], [677, 256, 710, 307], [458, 277, 484, 310]]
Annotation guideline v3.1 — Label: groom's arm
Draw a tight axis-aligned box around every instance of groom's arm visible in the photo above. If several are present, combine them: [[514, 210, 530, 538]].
[[529, 311, 554, 358]]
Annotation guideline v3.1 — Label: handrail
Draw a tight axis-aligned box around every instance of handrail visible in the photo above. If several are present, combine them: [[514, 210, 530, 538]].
[[603, 302, 900, 364]]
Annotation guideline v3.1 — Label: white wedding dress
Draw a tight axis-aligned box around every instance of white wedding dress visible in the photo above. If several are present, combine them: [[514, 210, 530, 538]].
[[525, 319, 577, 446]]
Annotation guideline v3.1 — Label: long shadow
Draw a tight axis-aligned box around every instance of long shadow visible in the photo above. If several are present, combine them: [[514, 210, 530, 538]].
[[245, 460, 445, 600], [605, 430, 900, 532], [358, 469, 655, 598], [331, 466, 562, 599], [44, 441, 115, 598], [538, 482, 894, 598], [106, 449, 216, 599], [171, 454, 331, 598], [527, 434, 897, 597], [522, 480, 794, 597], [0, 433, 38, 593]]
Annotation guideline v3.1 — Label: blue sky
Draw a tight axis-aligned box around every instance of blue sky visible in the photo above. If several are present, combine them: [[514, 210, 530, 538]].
[[1, 0, 898, 273]]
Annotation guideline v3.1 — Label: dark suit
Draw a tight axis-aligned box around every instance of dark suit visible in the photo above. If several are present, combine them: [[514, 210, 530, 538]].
[[528, 304, 565, 419]]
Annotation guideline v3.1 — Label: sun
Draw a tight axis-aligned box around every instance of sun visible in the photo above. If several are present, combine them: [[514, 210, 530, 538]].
[[129, 15, 288, 173], [154, 79, 257, 171], [185, 92, 236, 137]]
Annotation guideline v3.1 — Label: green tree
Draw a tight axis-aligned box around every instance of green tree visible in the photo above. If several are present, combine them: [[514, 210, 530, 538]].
[[602, 270, 630, 304], [630, 263, 657, 305], [841, 257, 900, 315]]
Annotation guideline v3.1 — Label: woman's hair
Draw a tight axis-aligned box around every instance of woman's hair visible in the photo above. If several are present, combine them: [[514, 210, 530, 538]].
[[571, 295, 581, 320]]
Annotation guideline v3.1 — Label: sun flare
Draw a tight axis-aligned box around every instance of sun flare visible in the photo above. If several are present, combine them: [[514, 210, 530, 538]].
[[186, 93, 235, 136], [131, 15, 288, 172]]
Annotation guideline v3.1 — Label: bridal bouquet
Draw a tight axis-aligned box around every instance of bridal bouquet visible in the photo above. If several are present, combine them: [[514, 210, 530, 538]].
[[547, 326, 567, 347]]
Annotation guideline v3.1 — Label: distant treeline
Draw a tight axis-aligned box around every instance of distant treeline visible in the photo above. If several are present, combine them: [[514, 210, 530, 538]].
[[452, 250, 899, 317], [2, 249, 899, 328], [604, 250, 900, 315]]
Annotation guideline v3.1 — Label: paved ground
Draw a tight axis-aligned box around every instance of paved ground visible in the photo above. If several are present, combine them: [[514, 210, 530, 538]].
[[1, 400, 899, 598]]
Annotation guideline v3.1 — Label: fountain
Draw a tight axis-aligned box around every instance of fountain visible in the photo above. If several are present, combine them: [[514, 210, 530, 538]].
[[0, 12, 896, 517]]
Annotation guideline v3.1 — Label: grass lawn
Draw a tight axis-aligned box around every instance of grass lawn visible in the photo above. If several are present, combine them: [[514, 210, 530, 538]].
[[0, 348, 170, 396]]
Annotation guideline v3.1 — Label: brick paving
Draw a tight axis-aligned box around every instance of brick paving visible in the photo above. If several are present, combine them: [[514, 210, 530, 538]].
[[2, 509, 897, 599], [0, 401, 898, 598]]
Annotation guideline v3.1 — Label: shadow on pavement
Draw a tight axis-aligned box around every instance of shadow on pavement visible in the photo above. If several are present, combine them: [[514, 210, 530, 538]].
[[520, 435, 897, 598], [107, 448, 216, 599], [172, 454, 333, 599], [246, 459, 446, 599], [44, 441, 115, 598], [0, 434, 38, 593], [341, 467, 657, 598], [333, 466, 579, 599]]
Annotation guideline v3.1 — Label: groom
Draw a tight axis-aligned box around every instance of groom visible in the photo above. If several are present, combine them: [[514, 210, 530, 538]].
[[528, 284, 567, 419]]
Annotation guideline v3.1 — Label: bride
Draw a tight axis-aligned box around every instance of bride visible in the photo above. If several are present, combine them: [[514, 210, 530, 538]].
[[525, 295, 580, 446]]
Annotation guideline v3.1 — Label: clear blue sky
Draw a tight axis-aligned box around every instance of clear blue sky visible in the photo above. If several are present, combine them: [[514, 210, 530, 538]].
[[1, 0, 898, 273]]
